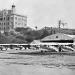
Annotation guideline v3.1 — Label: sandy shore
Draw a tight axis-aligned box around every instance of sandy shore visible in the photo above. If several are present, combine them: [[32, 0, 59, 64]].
[[0, 52, 75, 75], [0, 64, 75, 75]]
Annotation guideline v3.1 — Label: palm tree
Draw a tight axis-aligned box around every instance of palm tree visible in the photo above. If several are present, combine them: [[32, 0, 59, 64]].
[[58, 20, 61, 33]]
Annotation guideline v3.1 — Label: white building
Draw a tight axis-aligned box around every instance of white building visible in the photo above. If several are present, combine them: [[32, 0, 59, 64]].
[[0, 4, 27, 33]]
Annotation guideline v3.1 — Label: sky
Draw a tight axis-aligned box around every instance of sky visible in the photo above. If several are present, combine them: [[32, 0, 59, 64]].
[[0, 0, 75, 29]]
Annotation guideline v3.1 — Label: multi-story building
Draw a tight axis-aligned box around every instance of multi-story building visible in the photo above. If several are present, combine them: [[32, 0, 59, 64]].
[[0, 4, 27, 33]]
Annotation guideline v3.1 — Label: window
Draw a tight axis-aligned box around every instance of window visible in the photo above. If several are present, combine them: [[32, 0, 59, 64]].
[[4, 17, 5, 20], [18, 23, 21, 25], [18, 18, 21, 21], [8, 27, 9, 29], [0, 18, 3, 21], [11, 17, 13, 20], [11, 22, 13, 25], [7, 17, 10, 20], [15, 17, 17, 20], [4, 23, 5, 25], [4, 27, 5, 30], [8, 22, 9, 25], [23, 18, 26, 21], [56, 36, 58, 38], [2, 23, 3, 25]]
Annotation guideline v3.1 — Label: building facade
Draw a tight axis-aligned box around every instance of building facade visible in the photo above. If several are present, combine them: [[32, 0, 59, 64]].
[[0, 4, 27, 33]]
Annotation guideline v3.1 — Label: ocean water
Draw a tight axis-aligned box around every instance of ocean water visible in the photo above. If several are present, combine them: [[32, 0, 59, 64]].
[[0, 53, 75, 75]]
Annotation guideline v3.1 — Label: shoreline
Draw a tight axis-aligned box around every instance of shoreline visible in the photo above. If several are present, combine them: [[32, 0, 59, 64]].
[[8, 51, 75, 56]]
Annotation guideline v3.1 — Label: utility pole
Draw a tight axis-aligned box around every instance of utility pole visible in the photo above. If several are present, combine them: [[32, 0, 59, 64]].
[[58, 20, 61, 33]]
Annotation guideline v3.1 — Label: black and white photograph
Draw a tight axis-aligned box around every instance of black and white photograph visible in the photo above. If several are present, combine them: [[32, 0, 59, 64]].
[[0, 0, 75, 75]]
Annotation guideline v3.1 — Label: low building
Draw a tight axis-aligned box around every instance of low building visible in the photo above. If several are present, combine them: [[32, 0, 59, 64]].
[[41, 33, 74, 43], [0, 4, 27, 33]]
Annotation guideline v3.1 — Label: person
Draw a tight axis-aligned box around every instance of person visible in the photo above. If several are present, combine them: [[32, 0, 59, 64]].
[[59, 46, 62, 52]]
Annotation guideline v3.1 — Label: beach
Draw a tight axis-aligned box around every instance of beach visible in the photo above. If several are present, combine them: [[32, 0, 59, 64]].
[[0, 52, 75, 75]]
